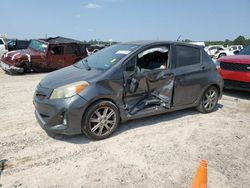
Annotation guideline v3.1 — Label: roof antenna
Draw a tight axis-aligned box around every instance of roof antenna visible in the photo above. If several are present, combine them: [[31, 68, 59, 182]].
[[177, 35, 181, 41]]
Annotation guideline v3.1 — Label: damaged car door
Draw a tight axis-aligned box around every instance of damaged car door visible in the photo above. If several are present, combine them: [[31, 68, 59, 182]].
[[48, 45, 65, 69], [123, 45, 174, 115]]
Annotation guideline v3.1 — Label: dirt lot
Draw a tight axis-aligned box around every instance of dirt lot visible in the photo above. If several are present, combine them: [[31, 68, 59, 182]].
[[0, 69, 249, 188]]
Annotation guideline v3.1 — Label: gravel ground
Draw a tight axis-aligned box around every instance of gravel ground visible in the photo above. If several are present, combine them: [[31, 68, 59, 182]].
[[0, 69, 249, 188]]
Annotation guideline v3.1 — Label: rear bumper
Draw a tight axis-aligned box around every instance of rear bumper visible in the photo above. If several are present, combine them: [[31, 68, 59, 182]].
[[0, 60, 24, 74], [224, 79, 250, 92]]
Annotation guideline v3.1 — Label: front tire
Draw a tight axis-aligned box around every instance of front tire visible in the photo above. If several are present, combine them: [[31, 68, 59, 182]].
[[197, 86, 219, 113], [82, 100, 120, 140]]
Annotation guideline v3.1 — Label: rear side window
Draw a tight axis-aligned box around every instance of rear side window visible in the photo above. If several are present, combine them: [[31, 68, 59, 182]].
[[65, 45, 77, 54], [202, 50, 213, 64], [175, 45, 200, 67], [51, 46, 64, 55]]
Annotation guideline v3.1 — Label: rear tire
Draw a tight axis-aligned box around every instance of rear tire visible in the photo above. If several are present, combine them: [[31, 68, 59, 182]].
[[82, 100, 120, 140], [197, 86, 219, 113]]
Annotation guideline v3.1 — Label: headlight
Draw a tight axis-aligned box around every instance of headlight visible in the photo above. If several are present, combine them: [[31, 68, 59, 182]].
[[49, 81, 89, 99]]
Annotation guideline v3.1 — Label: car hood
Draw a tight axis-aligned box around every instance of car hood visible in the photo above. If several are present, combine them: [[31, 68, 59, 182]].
[[218, 55, 250, 64], [2, 49, 40, 64], [39, 64, 104, 89]]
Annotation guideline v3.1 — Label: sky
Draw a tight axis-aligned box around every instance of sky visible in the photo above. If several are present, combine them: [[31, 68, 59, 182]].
[[1, 0, 250, 42]]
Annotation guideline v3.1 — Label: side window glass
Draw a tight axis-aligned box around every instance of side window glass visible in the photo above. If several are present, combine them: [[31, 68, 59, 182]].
[[202, 50, 213, 64], [50, 46, 63, 55], [136, 46, 169, 73], [175, 46, 200, 67], [65, 45, 77, 55], [0, 39, 4, 45], [125, 57, 136, 74]]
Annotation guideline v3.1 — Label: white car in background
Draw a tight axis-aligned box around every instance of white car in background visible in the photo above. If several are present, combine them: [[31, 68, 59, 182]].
[[228, 45, 243, 52], [204, 45, 224, 57], [0, 38, 9, 56], [213, 45, 244, 59]]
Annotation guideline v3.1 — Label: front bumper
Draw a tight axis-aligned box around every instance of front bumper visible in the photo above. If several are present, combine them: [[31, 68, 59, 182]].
[[224, 79, 250, 92], [33, 85, 89, 135], [0, 60, 24, 74]]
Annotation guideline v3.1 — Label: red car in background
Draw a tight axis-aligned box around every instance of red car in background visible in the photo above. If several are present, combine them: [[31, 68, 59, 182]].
[[0, 36, 89, 74], [216, 45, 250, 92]]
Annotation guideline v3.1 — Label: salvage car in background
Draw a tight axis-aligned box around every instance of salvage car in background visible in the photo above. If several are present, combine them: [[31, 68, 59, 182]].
[[228, 45, 243, 52], [33, 41, 223, 140], [86, 44, 106, 55], [216, 45, 250, 92], [213, 46, 235, 59], [0, 37, 10, 56], [212, 45, 243, 59], [0, 36, 89, 74], [6, 39, 31, 51], [204, 45, 224, 57]]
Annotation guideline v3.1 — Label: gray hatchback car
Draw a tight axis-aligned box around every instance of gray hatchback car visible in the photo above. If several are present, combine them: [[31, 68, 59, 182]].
[[33, 41, 223, 140]]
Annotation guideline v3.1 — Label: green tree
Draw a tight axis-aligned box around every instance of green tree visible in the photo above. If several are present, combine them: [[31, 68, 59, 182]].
[[233, 35, 246, 45]]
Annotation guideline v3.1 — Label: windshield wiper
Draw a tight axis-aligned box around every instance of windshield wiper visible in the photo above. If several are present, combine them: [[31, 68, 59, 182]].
[[82, 59, 91, 71]]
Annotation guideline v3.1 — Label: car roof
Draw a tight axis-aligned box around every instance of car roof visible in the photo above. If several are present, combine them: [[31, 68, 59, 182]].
[[122, 40, 202, 48], [45, 36, 88, 45]]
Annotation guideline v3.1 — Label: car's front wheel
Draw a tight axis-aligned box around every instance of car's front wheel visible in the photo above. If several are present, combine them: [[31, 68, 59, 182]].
[[197, 86, 219, 113], [82, 100, 120, 140]]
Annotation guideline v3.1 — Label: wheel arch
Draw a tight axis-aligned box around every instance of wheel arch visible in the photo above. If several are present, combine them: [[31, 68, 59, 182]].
[[197, 83, 222, 105], [81, 97, 121, 125], [209, 83, 221, 96], [219, 52, 227, 57]]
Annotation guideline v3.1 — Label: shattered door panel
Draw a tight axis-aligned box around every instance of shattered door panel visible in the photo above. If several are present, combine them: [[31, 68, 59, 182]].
[[124, 69, 174, 115]]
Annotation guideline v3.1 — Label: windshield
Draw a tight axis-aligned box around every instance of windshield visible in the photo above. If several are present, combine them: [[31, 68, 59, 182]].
[[28, 40, 48, 53], [76, 44, 139, 70], [238, 45, 250, 55], [3, 38, 11, 43]]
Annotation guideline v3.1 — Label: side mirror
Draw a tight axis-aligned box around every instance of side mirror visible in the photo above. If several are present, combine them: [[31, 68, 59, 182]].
[[50, 50, 55, 55]]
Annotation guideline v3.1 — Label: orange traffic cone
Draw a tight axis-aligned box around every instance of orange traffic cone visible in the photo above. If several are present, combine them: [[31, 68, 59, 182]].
[[191, 160, 207, 188]]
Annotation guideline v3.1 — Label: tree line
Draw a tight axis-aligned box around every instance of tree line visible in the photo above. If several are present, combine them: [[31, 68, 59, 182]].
[[89, 36, 250, 47], [184, 35, 250, 47]]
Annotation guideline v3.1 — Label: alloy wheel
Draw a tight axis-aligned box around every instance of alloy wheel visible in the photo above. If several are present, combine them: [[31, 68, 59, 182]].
[[89, 106, 117, 136], [203, 89, 218, 111]]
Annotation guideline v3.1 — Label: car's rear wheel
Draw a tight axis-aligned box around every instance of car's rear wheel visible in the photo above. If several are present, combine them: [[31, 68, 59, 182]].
[[82, 100, 120, 140], [197, 86, 219, 113]]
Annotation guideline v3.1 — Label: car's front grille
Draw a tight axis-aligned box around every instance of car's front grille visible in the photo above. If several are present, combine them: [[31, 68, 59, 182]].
[[220, 62, 250, 72]]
